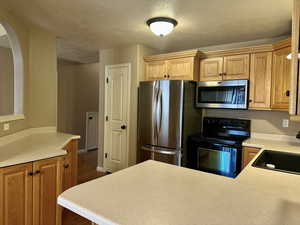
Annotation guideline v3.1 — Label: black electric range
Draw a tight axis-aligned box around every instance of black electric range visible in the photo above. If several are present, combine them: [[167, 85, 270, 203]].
[[187, 117, 250, 178]]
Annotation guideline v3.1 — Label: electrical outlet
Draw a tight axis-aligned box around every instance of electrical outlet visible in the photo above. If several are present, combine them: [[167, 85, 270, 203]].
[[282, 119, 289, 128], [3, 123, 10, 131]]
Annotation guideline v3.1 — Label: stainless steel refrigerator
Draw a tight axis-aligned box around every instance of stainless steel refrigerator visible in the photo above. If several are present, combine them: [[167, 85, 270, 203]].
[[138, 80, 202, 166]]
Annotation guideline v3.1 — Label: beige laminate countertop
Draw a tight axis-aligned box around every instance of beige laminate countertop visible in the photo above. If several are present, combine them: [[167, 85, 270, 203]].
[[0, 127, 80, 168], [58, 156, 300, 225]]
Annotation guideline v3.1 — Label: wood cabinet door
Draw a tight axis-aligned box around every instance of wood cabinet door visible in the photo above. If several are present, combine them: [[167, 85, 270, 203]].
[[145, 61, 166, 80], [199, 57, 223, 81], [249, 52, 272, 109], [223, 54, 250, 80], [0, 163, 33, 225], [242, 147, 260, 169], [63, 140, 78, 191], [271, 47, 291, 110], [166, 57, 196, 80], [33, 157, 63, 225]]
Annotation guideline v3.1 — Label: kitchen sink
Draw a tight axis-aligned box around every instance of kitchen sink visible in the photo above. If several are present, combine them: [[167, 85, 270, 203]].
[[252, 150, 300, 175]]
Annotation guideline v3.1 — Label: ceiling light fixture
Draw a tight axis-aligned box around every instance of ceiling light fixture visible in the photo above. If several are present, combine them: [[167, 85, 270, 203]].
[[146, 17, 178, 37]]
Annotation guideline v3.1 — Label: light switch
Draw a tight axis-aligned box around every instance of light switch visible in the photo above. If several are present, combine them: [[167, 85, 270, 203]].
[[282, 119, 289, 128], [3, 123, 10, 131]]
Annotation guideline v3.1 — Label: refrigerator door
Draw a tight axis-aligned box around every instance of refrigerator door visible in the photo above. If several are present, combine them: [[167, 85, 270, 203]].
[[156, 80, 184, 149], [138, 81, 159, 146]]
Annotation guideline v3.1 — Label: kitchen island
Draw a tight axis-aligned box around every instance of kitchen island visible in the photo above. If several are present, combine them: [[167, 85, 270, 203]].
[[58, 153, 300, 225]]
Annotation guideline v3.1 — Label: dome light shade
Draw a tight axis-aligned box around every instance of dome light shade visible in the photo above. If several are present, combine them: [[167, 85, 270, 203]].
[[147, 17, 178, 36]]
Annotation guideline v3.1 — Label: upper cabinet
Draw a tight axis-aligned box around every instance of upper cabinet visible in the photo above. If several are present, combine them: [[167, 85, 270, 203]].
[[199, 57, 223, 81], [145, 61, 166, 80], [223, 54, 250, 80], [199, 54, 250, 81], [249, 52, 272, 109], [144, 50, 199, 81], [271, 47, 291, 110]]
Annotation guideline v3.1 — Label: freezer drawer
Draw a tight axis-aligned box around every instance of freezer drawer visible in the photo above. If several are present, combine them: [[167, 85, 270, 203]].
[[139, 145, 181, 166]]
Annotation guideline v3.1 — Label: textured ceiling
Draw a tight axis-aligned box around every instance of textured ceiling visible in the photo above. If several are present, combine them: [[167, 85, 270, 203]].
[[0, 0, 292, 59]]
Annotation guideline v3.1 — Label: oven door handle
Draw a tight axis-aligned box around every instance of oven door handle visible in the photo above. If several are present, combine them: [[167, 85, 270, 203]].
[[197, 147, 236, 153], [197, 147, 222, 153]]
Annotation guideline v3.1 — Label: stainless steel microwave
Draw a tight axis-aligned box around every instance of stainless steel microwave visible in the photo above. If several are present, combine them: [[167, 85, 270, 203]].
[[195, 80, 248, 109]]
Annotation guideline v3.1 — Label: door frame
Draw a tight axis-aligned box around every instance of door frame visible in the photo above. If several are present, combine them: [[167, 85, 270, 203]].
[[103, 63, 131, 172]]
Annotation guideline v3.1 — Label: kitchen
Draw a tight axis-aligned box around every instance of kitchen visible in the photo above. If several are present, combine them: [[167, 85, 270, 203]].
[[0, 0, 299, 225]]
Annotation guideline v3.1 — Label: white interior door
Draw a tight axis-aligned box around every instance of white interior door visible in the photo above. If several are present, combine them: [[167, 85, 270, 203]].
[[104, 63, 131, 172]]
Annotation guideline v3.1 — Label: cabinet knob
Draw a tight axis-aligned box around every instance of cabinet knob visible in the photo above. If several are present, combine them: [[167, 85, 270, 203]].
[[219, 73, 223, 76], [64, 164, 70, 169], [28, 172, 34, 176], [286, 90, 290, 97], [249, 99, 252, 103], [223, 72, 227, 76], [121, 125, 127, 130], [35, 170, 41, 175], [167, 75, 170, 78], [164, 75, 167, 78]]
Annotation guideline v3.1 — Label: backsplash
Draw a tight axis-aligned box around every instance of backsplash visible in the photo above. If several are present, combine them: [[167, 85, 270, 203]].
[[205, 109, 300, 137]]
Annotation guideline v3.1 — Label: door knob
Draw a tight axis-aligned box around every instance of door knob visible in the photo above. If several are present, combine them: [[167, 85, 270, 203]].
[[121, 125, 127, 130]]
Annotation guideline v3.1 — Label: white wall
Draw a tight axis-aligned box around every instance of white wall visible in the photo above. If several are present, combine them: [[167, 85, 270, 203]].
[[58, 61, 99, 149], [0, 9, 58, 137]]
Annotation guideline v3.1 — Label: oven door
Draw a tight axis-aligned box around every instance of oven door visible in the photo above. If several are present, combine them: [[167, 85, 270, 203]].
[[196, 80, 248, 109], [196, 144, 240, 178]]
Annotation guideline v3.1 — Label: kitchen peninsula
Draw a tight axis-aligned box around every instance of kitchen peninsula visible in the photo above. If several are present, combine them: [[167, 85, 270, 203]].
[[58, 140, 300, 225]]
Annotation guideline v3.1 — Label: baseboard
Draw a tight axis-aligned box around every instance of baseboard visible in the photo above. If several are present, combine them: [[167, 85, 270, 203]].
[[96, 166, 106, 172]]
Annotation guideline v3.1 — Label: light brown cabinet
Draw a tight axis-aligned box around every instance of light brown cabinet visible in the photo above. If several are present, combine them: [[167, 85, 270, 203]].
[[0, 139, 78, 225], [0, 157, 63, 225], [223, 54, 250, 80], [63, 139, 78, 191], [271, 47, 291, 110], [0, 163, 33, 225], [249, 52, 273, 109], [242, 147, 260, 169], [199, 57, 223, 81], [200, 54, 250, 81], [145, 61, 166, 80], [144, 50, 199, 81], [33, 157, 63, 225]]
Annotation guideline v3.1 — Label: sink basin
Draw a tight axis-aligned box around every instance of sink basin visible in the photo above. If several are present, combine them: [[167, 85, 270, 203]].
[[252, 150, 300, 175]]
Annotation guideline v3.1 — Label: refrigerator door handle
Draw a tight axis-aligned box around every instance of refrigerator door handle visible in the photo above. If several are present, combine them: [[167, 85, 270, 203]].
[[141, 146, 178, 155], [152, 81, 158, 144], [156, 88, 163, 136]]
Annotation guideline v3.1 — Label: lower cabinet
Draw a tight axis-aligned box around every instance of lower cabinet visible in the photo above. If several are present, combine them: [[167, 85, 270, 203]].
[[242, 147, 261, 169], [0, 143, 78, 225], [33, 157, 64, 225], [62, 139, 78, 191], [0, 157, 64, 225], [0, 163, 33, 225]]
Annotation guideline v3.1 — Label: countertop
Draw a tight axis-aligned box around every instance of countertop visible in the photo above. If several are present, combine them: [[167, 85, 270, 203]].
[[0, 127, 80, 168], [58, 158, 300, 225]]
